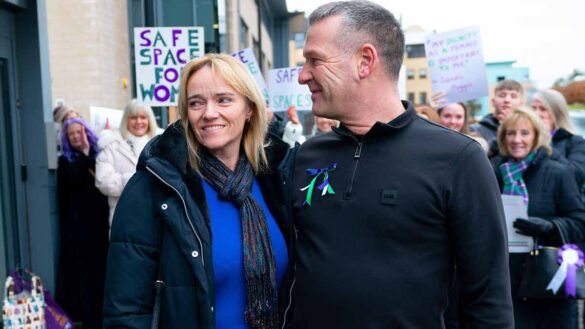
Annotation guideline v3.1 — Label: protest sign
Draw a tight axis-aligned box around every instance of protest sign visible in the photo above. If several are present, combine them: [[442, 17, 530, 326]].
[[425, 26, 488, 104], [231, 48, 269, 103], [268, 67, 312, 111], [134, 27, 204, 106], [89, 106, 123, 134], [502, 195, 533, 253]]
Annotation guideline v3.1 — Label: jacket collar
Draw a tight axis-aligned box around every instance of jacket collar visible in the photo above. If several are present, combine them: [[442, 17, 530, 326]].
[[479, 113, 500, 130], [333, 100, 416, 138], [553, 127, 573, 142]]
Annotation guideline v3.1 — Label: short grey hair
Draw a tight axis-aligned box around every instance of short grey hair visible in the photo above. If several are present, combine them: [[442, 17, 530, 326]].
[[309, 0, 404, 80], [119, 99, 160, 139]]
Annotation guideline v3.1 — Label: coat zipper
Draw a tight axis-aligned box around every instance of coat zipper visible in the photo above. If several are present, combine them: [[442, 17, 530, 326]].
[[344, 139, 363, 199], [146, 166, 205, 267], [281, 210, 298, 329]]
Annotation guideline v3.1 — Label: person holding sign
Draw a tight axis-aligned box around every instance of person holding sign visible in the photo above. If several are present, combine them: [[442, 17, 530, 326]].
[[289, 1, 513, 328], [103, 54, 293, 329], [531, 89, 585, 190], [434, 100, 489, 153], [491, 108, 585, 329]]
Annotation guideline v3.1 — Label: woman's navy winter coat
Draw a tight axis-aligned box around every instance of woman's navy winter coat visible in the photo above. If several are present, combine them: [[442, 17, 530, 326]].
[[103, 123, 294, 329], [552, 127, 585, 190], [493, 147, 585, 329]]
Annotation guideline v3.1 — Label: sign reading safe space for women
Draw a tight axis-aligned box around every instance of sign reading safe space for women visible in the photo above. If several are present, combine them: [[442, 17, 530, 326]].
[[134, 27, 204, 106], [425, 26, 488, 104]]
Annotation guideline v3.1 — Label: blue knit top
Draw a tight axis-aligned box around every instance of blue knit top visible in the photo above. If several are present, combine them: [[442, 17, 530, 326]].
[[202, 178, 288, 329]]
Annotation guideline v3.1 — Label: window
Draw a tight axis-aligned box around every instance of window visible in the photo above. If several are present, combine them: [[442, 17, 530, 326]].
[[419, 68, 427, 79], [294, 33, 305, 49], [408, 92, 415, 103], [406, 69, 415, 80], [253, 38, 260, 65], [419, 92, 427, 105], [240, 19, 249, 49], [406, 44, 426, 58]]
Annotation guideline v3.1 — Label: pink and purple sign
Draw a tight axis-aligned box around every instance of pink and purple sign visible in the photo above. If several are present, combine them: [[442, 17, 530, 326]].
[[134, 27, 204, 106]]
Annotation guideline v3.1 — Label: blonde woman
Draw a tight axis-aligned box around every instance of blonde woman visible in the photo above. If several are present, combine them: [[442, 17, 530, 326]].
[[531, 89, 585, 189], [492, 108, 585, 328], [103, 54, 293, 329], [95, 99, 162, 227]]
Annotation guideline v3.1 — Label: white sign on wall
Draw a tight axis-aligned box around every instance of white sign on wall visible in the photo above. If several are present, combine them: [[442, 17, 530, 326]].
[[134, 27, 204, 106], [425, 26, 488, 104], [268, 67, 312, 111]]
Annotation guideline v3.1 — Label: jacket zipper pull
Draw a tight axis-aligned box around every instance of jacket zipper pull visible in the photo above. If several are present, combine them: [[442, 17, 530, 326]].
[[354, 142, 363, 159]]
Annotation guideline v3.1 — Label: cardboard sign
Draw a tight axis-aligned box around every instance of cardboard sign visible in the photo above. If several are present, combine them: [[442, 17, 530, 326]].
[[231, 48, 269, 103], [268, 67, 312, 111], [134, 27, 204, 106], [425, 26, 488, 104]]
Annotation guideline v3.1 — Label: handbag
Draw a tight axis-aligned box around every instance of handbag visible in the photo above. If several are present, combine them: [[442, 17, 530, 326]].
[[3, 270, 74, 329], [3, 272, 46, 329], [518, 222, 585, 300]]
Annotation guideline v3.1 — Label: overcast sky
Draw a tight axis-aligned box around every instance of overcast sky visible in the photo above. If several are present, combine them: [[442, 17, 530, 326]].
[[286, 0, 585, 88]]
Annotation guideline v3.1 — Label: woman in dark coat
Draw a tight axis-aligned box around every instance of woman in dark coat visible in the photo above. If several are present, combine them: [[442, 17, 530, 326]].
[[492, 108, 585, 329], [56, 117, 109, 329], [531, 88, 585, 189], [103, 54, 294, 329]]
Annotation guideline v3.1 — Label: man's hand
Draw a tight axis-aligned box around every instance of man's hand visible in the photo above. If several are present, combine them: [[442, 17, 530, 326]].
[[513, 217, 555, 238]]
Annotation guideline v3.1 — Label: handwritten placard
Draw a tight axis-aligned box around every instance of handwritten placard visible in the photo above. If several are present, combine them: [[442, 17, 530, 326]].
[[425, 26, 488, 104], [231, 48, 269, 103], [268, 67, 312, 111], [134, 27, 204, 106]]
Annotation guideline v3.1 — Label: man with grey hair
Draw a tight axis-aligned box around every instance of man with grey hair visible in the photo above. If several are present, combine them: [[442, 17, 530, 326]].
[[286, 1, 514, 328]]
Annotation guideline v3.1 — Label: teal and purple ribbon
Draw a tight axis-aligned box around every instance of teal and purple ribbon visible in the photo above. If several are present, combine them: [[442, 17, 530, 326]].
[[546, 244, 585, 297], [300, 163, 337, 206]]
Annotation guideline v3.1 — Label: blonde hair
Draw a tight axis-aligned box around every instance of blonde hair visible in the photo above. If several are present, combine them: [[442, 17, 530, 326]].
[[177, 53, 268, 174], [119, 99, 160, 139], [497, 108, 552, 157], [533, 89, 576, 134]]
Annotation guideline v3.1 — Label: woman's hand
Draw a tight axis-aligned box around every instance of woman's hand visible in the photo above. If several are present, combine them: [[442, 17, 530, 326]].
[[429, 91, 447, 109], [513, 217, 555, 238], [80, 126, 91, 156]]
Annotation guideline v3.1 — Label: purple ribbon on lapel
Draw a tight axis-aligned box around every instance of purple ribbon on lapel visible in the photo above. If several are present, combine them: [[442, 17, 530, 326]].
[[300, 163, 337, 206]]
